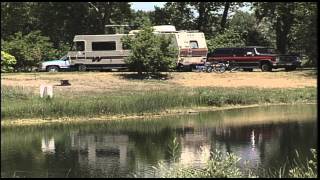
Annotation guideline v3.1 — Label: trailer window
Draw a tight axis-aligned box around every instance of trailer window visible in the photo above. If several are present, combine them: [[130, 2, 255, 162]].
[[71, 41, 85, 51], [189, 41, 199, 49], [92, 41, 116, 51]]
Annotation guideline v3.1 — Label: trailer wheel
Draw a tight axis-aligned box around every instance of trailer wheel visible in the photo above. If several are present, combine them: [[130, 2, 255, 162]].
[[78, 64, 87, 72], [176, 64, 184, 72]]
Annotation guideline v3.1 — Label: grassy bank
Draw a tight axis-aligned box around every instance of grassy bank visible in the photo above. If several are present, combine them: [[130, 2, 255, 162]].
[[1, 85, 316, 120]]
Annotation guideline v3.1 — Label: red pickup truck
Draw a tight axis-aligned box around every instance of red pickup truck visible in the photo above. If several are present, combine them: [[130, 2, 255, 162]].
[[207, 46, 302, 71]]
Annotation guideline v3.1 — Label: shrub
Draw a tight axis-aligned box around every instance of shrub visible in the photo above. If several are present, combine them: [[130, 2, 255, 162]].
[[1, 51, 16, 72], [121, 25, 178, 76], [288, 149, 317, 178], [2, 31, 57, 71], [206, 29, 245, 53], [156, 149, 244, 178]]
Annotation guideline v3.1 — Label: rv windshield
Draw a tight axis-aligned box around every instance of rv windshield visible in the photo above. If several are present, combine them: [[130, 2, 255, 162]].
[[59, 55, 68, 61]]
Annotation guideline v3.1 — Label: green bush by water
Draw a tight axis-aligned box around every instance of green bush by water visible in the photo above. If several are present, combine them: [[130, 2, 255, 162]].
[[155, 148, 317, 178]]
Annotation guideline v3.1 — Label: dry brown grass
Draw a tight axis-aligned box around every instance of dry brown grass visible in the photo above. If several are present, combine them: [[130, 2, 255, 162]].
[[1, 69, 317, 96], [171, 69, 317, 88]]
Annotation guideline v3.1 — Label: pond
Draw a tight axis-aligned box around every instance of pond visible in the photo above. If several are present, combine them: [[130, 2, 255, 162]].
[[1, 104, 317, 178]]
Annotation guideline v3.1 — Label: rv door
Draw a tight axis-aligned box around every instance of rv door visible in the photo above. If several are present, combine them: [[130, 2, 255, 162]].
[[70, 41, 86, 62]]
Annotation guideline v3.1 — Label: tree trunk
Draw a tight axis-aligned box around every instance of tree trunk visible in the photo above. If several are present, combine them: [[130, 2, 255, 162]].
[[137, 66, 143, 77], [220, 2, 230, 31], [275, 3, 295, 54], [197, 3, 205, 33], [137, 70, 142, 77], [276, 18, 286, 54]]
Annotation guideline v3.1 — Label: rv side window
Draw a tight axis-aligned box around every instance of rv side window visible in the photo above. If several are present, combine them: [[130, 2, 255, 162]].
[[92, 41, 116, 51], [189, 41, 199, 49], [71, 41, 85, 51]]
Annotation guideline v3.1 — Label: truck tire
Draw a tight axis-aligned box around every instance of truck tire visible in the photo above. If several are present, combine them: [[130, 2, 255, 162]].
[[46, 66, 59, 72], [261, 63, 272, 72], [78, 64, 87, 72]]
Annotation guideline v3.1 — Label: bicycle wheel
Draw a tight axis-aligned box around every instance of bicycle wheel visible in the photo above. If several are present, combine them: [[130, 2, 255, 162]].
[[214, 63, 226, 73], [205, 66, 212, 73]]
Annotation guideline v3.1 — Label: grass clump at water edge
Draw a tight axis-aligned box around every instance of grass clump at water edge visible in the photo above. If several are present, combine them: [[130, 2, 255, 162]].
[[154, 147, 317, 178]]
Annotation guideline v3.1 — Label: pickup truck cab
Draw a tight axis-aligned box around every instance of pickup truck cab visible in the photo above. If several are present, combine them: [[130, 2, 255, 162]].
[[207, 46, 302, 71], [38, 55, 71, 72]]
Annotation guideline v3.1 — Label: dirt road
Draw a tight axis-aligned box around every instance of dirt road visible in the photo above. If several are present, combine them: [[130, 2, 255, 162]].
[[1, 69, 317, 95]]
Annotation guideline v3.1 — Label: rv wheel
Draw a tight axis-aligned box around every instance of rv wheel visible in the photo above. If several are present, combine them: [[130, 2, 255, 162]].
[[78, 64, 87, 72], [176, 64, 184, 72], [46, 66, 59, 72]]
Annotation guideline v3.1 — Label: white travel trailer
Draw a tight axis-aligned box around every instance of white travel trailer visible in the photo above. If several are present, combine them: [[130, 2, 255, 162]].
[[39, 25, 208, 72]]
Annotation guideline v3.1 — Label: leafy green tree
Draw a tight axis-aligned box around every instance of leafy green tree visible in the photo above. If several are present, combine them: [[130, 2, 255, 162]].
[[229, 11, 272, 46], [1, 51, 17, 72], [2, 31, 57, 70], [130, 10, 152, 29], [88, 2, 132, 34], [121, 26, 178, 76], [1, 2, 36, 39], [33, 2, 91, 46], [206, 29, 245, 52], [152, 3, 194, 30], [288, 3, 317, 66], [2, 2, 132, 49], [189, 2, 222, 35], [254, 2, 296, 54], [219, 2, 245, 32], [254, 2, 317, 66]]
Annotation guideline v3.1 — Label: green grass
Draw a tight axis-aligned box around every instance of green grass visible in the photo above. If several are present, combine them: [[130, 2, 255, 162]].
[[1, 85, 317, 120], [155, 148, 317, 178]]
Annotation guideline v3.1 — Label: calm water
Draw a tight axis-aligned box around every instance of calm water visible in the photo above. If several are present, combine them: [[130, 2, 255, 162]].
[[1, 104, 317, 178]]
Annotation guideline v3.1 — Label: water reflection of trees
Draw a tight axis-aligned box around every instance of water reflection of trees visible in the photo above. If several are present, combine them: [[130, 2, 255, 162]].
[[208, 121, 317, 174]]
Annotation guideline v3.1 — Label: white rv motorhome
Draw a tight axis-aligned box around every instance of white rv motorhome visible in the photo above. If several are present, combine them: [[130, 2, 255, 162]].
[[38, 25, 208, 72]]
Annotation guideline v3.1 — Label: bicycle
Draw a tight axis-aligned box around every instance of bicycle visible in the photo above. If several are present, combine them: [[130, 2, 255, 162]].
[[225, 61, 241, 73], [195, 64, 208, 72], [204, 62, 227, 73]]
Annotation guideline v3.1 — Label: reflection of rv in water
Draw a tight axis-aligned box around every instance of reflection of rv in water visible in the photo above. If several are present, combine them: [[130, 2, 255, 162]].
[[38, 25, 208, 72]]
